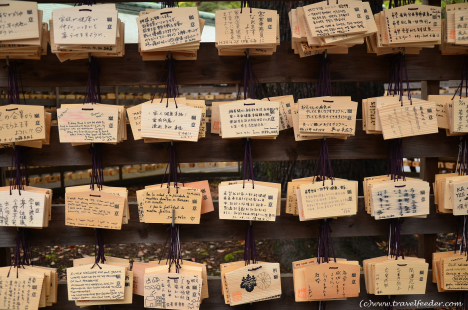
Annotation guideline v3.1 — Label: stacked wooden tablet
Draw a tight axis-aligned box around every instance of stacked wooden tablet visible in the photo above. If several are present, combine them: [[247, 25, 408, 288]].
[[0, 265, 58, 309], [432, 252, 468, 292], [68, 256, 133, 307], [51, 4, 124, 62], [0, 1, 49, 60], [136, 181, 215, 224], [211, 99, 280, 139], [130, 260, 207, 309], [0, 186, 52, 227], [64, 185, 129, 229], [441, 3, 468, 55], [218, 180, 281, 221], [433, 172, 468, 214], [215, 8, 280, 56], [127, 99, 205, 142], [285, 176, 358, 219], [363, 176, 430, 219], [363, 256, 428, 295], [289, 1, 377, 57], [57, 103, 127, 145], [362, 97, 438, 139], [0, 104, 51, 148], [137, 7, 203, 61], [292, 96, 358, 141], [367, 4, 441, 55], [220, 261, 281, 305], [292, 258, 360, 302]]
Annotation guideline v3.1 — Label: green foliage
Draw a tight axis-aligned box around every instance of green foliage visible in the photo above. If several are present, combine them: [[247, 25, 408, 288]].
[[223, 253, 235, 262], [178, 1, 241, 13]]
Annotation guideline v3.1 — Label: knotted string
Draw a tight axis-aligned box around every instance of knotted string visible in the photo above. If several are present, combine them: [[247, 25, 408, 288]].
[[89, 143, 104, 191], [152, 53, 179, 108], [240, 0, 252, 13], [388, 52, 411, 105], [161, 142, 183, 192], [74, 0, 96, 6], [161, 0, 177, 8], [244, 222, 257, 266], [9, 145, 28, 195], [238, 51, 269, 100], [387, 218, 405, 260], [457, 136, 468, 176], [317, 53, 332, 97], [8, 228, 32, 278], [91, 228, 106, 269], [242, 139, 255, 189], [4, 60, 25, 106], [84, 56, 101, 104], [314, 138, 334, 186], [452, 57, 468, 101], [387, 138, 405, 181], [158, 224, 182, 273]]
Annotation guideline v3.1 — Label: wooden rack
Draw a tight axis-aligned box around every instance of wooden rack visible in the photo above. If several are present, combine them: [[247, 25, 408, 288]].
[[0, 1, 461, 306]]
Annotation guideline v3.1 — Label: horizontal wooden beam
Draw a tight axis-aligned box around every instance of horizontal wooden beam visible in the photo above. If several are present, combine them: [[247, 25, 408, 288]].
[[50, 272, 454, 310], [0, 124, 459, 167], [0, 197, 454, 247], [0, 43, 464, 87]]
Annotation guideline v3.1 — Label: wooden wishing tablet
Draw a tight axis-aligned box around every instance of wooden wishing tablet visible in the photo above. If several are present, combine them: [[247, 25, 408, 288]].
[[303, 0, 367, 38], [220, 180, 281, 216], [0, 104, 45, 143], [225, 263, 281, 306], [57, 105, 118, 143], [0, 1, 40, 41], [298, 98, 358, 136], [304, 262, 360, 300], [378, 100, 438, 140], [262, 95, 294, 131], [441, 255, 468, 290], [450, 98, 468, 133], [144, 273, 202, 310], [384, 5, 441, 45], [428, 95, 452, 129], [370, 180, 430, 219], [65, 191, 125, 229], [137, 7, 200, 52], [67, 264, 126, 301], [219, 100, 280, 138], [215, 8, 277, 47], [374, 259, 428, 295], [218, 183, 279, 221], [0, 267, 45, 310], [451, 179, 468, 215], [299, 180, 357, 220], [143, 187, 202, 224], [76, 270, 133, 306], [140, 102, 202, 142], [0, 190, 47, 227], [53, 4, 118, 46]]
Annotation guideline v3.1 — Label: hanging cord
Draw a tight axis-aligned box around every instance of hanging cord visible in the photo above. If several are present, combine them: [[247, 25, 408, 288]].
[[4, 59, 26, 106], [387, 218, 405, 259], [8, 228, 32, 278], [158, 211, 182, 273], [9, 145, 28, 195], [83, 55, 101, 104], [317, 52, 332, 97], [242, 139, 255, 189], [237, 50, 269, 100], [313, 138, 334, 186], [240, 0, 252, 14], [151, 52, 179, 108], [160, 142, 183, 192], [316, 219, 336, 310], [161, 0, 178, 9], [74, 0, 96, 6], [89, 143, 104, 191], [387, 138, 405, 181], [452, 57, 468, 102], [244, 221, 257, 266]]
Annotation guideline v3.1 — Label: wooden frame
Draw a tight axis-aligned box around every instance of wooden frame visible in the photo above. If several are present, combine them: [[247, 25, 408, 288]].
[[0, 44, 464, 87]]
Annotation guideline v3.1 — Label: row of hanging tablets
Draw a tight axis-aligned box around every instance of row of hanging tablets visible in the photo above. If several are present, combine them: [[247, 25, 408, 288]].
[[11, 0, 468, 60]]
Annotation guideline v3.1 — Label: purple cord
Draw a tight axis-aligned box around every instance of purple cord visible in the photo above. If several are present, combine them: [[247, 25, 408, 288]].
[[152, 56, 179, 107], [83, 57, 101, 105]]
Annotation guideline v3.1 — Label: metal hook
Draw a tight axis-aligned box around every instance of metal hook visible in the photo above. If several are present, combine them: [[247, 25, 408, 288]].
[[88, 53, 92, 63], [324, 49, 328, 59], [168, 51, 172, 60], [172, 208, 175, 227], [246, 49, 249, 60], [5, 55, 9, 67], [171, 140, 174, 146], [11, 142, 15, 150], [402, 47, 405, 56]]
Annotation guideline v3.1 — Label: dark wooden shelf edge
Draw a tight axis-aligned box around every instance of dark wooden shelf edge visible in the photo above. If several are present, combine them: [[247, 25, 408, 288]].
[[0, 123, 459, 167], [0, 197, 453, 247]]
